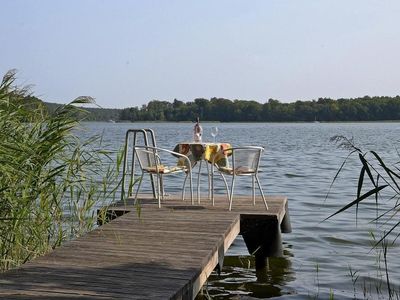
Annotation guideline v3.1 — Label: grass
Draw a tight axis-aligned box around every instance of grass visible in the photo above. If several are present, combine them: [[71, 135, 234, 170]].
[[0, 70, 121, 271]]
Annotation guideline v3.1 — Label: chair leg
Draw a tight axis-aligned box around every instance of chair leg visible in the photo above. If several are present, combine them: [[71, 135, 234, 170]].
[[156, 173, 161, 208], [133, 174, 143, 204], [197, 160, 202, 204], [160, 174, 164, 202], [206, 162, 211, 200], [255, 174, 268, 210], [160, 174, 165, 197], [219, 172, 230, 204], [182, 172, 188, 201], [229, 175, 236, 211], [252, 176, 255, 205], [211, 169, 230, 207], [149, 173, 157, 199], [189, 171, 194, 205], [211, 164, 215, 205]]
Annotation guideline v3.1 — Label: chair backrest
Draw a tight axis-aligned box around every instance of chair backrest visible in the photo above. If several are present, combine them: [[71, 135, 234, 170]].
[[232, 147, 263, 174], [134, 147, 159, 170]]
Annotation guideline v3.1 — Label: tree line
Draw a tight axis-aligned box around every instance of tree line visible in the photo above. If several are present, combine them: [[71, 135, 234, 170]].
[[118, 96, 400, 122], [36, 96, 400, 122]]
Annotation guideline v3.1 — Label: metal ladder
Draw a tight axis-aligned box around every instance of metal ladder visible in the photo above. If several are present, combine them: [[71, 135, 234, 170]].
[[121, 129, 158, 201]]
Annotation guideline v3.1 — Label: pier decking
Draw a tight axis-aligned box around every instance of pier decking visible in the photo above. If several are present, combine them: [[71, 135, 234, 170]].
[[0, 194, 291, 299]]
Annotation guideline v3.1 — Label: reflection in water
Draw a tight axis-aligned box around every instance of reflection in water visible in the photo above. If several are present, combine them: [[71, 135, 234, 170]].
[[196, 246, 295, 299]]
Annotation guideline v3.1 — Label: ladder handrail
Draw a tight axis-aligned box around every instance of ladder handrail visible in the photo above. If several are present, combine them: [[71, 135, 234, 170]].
[[121, 129, 158, 201]]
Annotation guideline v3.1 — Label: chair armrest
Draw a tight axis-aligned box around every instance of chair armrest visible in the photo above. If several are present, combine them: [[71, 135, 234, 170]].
[[227, 146, 265, 152], [134, 146, 192, 172]]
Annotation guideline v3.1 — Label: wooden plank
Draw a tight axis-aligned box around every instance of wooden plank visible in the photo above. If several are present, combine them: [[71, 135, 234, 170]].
[[0, 194, 289, 300]]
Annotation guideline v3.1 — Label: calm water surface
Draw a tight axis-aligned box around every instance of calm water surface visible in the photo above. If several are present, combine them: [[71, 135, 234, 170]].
[[82, 122, 400, 299]]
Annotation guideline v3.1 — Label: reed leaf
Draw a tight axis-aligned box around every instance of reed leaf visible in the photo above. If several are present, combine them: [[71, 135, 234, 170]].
[[329, 137, 400, 241], [324, 185, 388, 221], [358, 153, 376, 188], [324, 149, 358, 202], [370, 151, 400, 191]]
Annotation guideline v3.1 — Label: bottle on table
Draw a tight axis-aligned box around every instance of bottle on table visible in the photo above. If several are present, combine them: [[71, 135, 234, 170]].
[[193, 117, 202, 142]]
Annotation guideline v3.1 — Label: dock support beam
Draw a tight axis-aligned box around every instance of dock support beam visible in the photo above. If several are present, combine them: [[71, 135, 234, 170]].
[[281, 200, 292, 234], [240, 216, 283, 269], [216, 243, 225, 275]]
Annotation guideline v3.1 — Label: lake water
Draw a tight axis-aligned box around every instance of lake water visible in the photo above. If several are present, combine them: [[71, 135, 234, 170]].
[[82, 122, 400, 299]]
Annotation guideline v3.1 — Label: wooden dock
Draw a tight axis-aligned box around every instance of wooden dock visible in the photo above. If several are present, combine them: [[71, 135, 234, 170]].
[[0, 194, 291, 299]]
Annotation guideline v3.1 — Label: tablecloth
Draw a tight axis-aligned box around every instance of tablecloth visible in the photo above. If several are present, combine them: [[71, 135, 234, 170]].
[[173, 143, 231, 168]]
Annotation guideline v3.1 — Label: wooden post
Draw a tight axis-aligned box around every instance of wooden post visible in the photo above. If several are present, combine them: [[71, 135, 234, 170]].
[[281, 200, 292, 233], [240, 216, 283, 269]]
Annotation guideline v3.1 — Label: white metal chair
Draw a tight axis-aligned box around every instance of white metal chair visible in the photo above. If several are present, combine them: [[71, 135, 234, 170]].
[[134, 146, 193, 208], [212, 146, 268, 211]]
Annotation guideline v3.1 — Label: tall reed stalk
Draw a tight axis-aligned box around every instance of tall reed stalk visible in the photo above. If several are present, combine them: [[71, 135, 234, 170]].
[[326, 135, 400, 298], [0, 70, 121, 271]]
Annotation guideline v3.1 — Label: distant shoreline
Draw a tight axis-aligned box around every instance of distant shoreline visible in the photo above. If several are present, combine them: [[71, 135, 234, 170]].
[[42, 96, 400, 123]]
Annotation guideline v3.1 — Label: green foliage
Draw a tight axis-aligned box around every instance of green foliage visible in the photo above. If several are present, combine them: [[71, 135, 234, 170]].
[[118, 96, 400, 122], [0, 70, 121, 271], [43, 95, 400, 122]]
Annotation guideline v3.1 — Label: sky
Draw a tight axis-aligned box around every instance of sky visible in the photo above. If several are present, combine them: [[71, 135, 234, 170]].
[[1, 0, 400, 108]]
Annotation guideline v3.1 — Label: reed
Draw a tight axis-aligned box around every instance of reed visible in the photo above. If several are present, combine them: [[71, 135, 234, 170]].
[[327, 135, 399, 245], [326, 135, 400, 299], [0, 70, 121, 271]]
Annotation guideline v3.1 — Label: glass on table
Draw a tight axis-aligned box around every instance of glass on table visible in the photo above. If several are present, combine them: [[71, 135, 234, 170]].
[[211, 126, 218, 143]]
